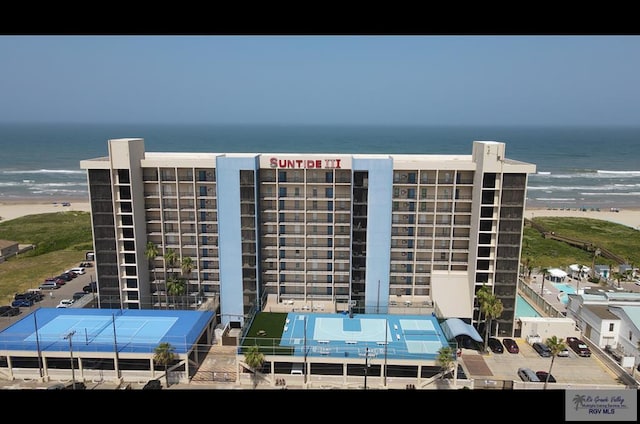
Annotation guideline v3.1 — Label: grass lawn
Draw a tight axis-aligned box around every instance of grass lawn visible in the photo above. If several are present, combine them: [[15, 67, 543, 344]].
[[0, 212, 92, 303]]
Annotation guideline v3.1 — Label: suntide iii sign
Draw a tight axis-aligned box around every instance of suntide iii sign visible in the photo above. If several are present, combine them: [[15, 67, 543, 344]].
[[260, 155, 352, 169]]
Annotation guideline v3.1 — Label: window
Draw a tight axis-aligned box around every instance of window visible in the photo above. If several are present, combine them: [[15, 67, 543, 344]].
[[609, 323, 614, 331]]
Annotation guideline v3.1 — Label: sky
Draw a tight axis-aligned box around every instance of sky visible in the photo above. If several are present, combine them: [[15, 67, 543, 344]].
[[1, 35, 639, 126]]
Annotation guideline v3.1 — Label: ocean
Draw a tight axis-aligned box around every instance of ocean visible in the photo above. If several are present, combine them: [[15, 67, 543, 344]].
[[1, 122, 640, 209]]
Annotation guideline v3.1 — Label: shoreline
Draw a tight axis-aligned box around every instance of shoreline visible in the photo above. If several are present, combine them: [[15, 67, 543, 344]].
[[1, 197, 640, 230]]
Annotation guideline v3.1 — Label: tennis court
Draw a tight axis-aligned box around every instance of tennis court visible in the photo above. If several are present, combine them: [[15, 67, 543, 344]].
[[280, 313, 449, 360], [0, 308, 214, 354]]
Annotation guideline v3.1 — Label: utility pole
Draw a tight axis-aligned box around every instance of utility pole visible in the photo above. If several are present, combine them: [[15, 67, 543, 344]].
[[64, 330, 76, 389], [364, 347, 369, 390]]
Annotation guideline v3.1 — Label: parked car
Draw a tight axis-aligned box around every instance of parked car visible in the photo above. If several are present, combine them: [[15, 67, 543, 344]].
[[83, 281, 97, 293], [566, 337, 591, 357], [532, 342, 552, 357], [26, 289, 44, 302], [44, 277, 65, 286], [502, 338, 519, 354], [56, 299, 74, 308], [0, 305, 21, 317], [558, 347, 570, 357], [11, 298, 33, 308], [66, 267, 86, 275], [517, 367, 541, 382], [536, 371, 556, 383], [39, 281, 60, 290], [14, 292, 38, 303], [72, 292, 87, 301], [487, 337, 504, 353]]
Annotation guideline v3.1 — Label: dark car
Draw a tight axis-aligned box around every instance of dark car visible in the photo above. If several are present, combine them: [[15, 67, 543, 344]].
[[72, 292, 86, 301], [0, 305, 21, 317], [566, 337, 591, 357], [536, 371, 556, 383], [83, 281, 97, 293], [532, 342, 552, 357], [502, 338, 519, 354], [11, 298, 33, 308], [487, 337, 504, 353], [142, 379, 162, 390]]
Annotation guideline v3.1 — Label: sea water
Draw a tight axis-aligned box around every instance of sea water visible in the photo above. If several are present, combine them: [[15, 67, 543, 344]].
[[1, 123, 639, 208]]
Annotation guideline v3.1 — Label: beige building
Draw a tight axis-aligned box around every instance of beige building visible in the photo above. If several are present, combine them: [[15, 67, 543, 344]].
[[80, 138, 535, 336]]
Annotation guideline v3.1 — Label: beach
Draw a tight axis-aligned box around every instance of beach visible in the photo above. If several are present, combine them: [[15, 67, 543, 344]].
[[0, 199, 91, 222], [1, 199, 640, 230]]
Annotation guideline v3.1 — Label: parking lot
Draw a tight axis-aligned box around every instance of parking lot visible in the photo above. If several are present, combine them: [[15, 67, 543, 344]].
[[460, 336, 630, 388], [0, 264, 98, 331]]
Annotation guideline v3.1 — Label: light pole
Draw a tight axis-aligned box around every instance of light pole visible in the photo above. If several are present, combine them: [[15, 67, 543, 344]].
[[363, 347, 369, 390], [64, 330, 76, 389]]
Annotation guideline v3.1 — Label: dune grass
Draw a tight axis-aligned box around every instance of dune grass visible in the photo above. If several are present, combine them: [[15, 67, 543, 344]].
[[0, 212, 93, 303], [524, 217, 640, 270], [1, 211, 638, 305]]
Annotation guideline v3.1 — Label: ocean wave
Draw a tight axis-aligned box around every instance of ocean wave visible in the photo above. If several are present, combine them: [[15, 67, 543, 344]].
[[580, 192, 640, 196], [530, 172, 640, 180], [1, 169, 85, 175], [0, 181, 86, 187], [597, 170, 640, 175], [534, 197, 576, 201], [528, 184, 640, 191]]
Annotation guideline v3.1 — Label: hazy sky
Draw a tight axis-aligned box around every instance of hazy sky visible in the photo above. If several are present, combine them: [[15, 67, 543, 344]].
[[1, 35, 639, 126]]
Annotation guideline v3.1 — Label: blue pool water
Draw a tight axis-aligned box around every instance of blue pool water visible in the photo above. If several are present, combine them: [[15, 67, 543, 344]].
[[516, 295, 540, 318], [552, 283, 576, 294], [552, 283, 576, 305]]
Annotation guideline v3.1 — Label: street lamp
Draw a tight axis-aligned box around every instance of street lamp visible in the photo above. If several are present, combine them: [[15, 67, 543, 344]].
[[64, 330, 76, 389], [363, 347, 370, 390]]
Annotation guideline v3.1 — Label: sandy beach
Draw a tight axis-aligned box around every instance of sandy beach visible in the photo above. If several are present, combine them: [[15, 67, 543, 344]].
[[1, 199, 640, 230], [0, 199, 91, 222]]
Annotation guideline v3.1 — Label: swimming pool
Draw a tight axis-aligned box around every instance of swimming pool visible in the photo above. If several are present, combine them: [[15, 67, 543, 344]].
[[516, 295, 540, 318], [552, 283, 576, 305], [552, 283, 576, 294]]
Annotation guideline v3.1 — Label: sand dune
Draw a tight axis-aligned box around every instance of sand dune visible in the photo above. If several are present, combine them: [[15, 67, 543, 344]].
[[1, 200, 639, 230]]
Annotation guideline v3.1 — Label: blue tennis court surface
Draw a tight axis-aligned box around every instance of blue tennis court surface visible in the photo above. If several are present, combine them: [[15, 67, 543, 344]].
[[280, 313, 449, 360], [0, 308, 214, 354]]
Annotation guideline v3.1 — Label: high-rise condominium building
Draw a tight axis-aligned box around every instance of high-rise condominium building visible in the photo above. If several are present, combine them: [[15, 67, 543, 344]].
[[80, 138, 535, 336]]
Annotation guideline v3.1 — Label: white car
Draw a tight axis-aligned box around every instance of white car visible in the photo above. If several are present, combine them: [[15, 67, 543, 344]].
[[56, 299, 74, 308], [66, 267, 86, 275]]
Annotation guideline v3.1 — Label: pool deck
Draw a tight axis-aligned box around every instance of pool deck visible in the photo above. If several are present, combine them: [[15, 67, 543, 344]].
[[522, 272, 580, 315]]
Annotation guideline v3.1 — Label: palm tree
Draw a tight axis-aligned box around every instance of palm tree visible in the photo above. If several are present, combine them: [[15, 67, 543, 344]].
[[544, 336, 566, 390], [436, 346, 455, 381], [576, 264, 585, 293], [180, 256, 194, 307], [153, 342, 176, 388], [166, 276, 186, 309], [540, 267, 550, 296], [481, 294, 504, 351], [476, 284, 491, 329], [244, 345, 265, 389], [612, 271, 624, 288], [145, 242, 159, 306], [163, 248, 178, 309]]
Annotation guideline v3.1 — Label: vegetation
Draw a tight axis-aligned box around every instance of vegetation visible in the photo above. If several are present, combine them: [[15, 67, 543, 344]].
[[0, 212, 93, 303], [240, 312, 294, 355], [153, 342, 177, 388], [436, 346, 455, 379], [544, 336, 567, 390], [523, 217, 640, 270], [244, 345, 265, 389]]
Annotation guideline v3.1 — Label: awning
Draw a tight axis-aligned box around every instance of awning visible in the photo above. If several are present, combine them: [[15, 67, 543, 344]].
[[441, 318, 483, 342], [548, 268, 567, 278]]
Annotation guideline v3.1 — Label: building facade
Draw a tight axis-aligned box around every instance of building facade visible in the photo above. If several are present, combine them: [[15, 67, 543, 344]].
[[80, 138, 536, 336]]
